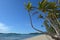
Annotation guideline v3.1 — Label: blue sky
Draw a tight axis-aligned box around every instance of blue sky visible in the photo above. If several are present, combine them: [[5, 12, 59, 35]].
[[0, 0, 57, 34]]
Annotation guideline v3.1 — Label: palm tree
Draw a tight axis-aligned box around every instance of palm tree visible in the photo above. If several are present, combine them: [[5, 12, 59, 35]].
[[24, 0, 60, 40], [57, 0, 60, 4], [24, 1, 44, 33]]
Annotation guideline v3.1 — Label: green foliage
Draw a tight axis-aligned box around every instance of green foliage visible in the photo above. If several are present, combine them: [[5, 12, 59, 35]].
[[25, 0, 60, 34], [24, 1, 32, 12], [38, 14, 43, 18], [38, 0, 48, 10], [46, 2, 57, 9], [44, 20, 56, 34]]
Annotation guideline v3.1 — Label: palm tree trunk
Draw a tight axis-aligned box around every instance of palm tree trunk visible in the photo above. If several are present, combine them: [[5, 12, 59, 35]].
[[46, 18, 60, 40], [28, 12, 43, 33], [28, 12, 60, 39], [46, 18, 60, 36]]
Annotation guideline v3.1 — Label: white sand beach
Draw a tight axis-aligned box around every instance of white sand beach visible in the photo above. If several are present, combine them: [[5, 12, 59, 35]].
[[25, 34, 55, 40]]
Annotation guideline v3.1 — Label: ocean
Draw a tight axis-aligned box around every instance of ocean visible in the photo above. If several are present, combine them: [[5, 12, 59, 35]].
[[0, 33, 40, 40]]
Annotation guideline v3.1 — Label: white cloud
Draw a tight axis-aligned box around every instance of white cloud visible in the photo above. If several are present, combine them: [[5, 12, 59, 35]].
[[0, 23, 10, 33]]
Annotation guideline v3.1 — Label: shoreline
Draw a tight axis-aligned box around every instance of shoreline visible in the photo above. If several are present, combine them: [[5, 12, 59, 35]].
[[25, 34, 55, 40]]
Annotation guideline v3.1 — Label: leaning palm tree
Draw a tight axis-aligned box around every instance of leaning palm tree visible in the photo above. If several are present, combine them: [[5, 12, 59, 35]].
[[24, 0, 60, 40], [24, 1, 43, 32], [37, 0, 60, 39]]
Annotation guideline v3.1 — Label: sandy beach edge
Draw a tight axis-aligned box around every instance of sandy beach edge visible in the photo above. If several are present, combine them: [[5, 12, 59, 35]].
[[24, 34, 55, 40]]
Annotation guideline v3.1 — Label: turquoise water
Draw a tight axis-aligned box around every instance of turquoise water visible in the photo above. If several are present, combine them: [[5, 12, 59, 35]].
[[0, 33, 40, 40]]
